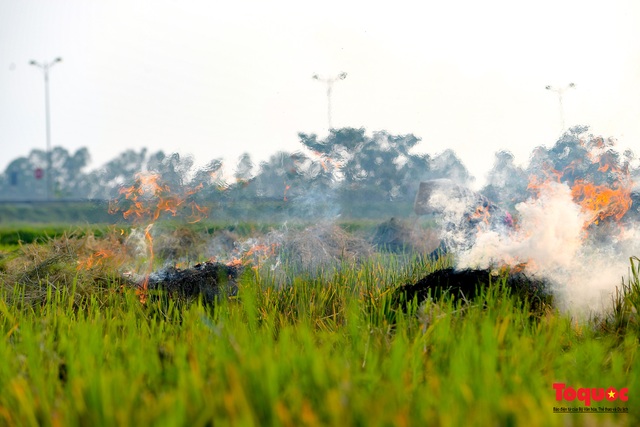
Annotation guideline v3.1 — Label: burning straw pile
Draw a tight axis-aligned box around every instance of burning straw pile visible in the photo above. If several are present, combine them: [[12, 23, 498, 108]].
[[0, 230, 133, 307], [393, 267, 552, 312], [5, 129, 637, 315], [0, 229, 242, 307], [411, 129, 640, 314], [145, 261, 240, 304]]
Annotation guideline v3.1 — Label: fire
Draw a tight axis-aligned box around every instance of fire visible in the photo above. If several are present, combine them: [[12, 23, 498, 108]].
[[77, 249, 114, 270], [109, 173, 211, 224], [456, 132, 636, 313], [283, 184, 291, 202], [109, 172, 208, 223], [187, 202, 210, 224], [527, 166, 563, 190], [311, 150, 344, 174], [107, 172, 211, 303], [226, 258, 243, 268], [571, 181, 632, 226], [136, 223, 155, 304], [244, 243, 277, 259], [75, 227, 133, 272], [526, 136, 634, 231], [226, 242, 279, 269], [469, 204, 492, 229]]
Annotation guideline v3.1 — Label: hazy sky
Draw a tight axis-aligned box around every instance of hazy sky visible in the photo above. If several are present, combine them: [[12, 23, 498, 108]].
[[1, 0, 639, 187]]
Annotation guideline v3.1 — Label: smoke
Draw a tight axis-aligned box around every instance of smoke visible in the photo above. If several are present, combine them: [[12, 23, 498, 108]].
[[420, 127, 640, 315], [449, 184, 638, 315], [105, 125, 639, 315], [456, 183, 615, 312], [125, 226, 152, 260], [458, 183, 586, 272], [417, 179, 510, 254]]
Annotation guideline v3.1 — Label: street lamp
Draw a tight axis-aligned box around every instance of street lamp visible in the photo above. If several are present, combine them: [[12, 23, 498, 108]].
[[545, 82, 575, 132], [312, 72, 347, 130], [29, 57, 62, 200]]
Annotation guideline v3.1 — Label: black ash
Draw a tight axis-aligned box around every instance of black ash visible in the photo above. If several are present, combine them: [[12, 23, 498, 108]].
[[394, 267, 551, 309], [144, 261, 241, 304]]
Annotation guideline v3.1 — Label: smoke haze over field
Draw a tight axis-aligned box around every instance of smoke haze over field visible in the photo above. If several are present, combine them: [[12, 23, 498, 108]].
[[3, 1, 640, 314], [457, 182, 637, 313], [428, 129, 640, 314], [1, 0, 640, 187]]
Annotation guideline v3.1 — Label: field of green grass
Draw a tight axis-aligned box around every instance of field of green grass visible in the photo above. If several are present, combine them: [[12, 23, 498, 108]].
[[0, 223, 638, 426]]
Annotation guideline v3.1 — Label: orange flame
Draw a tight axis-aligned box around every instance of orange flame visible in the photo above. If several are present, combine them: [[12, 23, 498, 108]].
[[571, 181, 632, 226], [76, 228, 133, 273], [109, 172, 209, 224], [226, 258, 244, 268], [136, 223, 154, 304], [311, 150, 344, 173], [226, 242, 279, 269], [469, 204, 492, 229], [107, 172, 211, 303], [283, 184, 291, 202], [526, 137, 633, 231], [77, 249, 114, 270], [527, 166, 564, 193]]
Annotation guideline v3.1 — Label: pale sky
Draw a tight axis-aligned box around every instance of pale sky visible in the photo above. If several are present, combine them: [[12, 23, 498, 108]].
[[1, 0, 639, 187]]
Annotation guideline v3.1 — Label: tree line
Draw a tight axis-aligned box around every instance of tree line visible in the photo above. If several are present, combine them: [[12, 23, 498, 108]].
[[1, 126, 636, 220], [0, 128, 471, 204]]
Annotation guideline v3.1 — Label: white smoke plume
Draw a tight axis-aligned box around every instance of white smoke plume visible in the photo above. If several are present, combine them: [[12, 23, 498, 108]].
[[455, 182, 639, 314]]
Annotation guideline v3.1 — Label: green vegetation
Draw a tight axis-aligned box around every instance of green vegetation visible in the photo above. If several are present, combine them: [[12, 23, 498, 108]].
[[0, 224, 113, 252], [0, 201, 115, 225], [0, 225, 638, 426]]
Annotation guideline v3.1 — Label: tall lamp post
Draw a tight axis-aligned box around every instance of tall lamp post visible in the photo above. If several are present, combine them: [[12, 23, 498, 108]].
[[312, 72, 347, 130], [29, 57, 62, 200], [545, 82, 575, 132]]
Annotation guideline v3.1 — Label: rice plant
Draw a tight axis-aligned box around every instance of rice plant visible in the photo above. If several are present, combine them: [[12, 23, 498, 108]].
[[0, 225, 637, 426]]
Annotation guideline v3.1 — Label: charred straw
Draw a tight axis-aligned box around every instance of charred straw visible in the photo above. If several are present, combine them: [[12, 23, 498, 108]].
[[143, 261, 241, 304], [393, 268, 552, 311]]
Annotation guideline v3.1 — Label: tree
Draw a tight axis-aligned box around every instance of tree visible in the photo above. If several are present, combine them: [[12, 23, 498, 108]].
[[81, 148, 149, 199], [0, 146, 91, 200], [526, 126, 627, 189], [481, 150, 528, 209], [146, 152, 194, 189], [228, 153, 256, 199], [253, 151, 302, 199], [234, 153, 255, 185], [423, 149, 472, 186], [51, 146, 91, 197], [1, 153, 47, 200], [298, 128, 430, 201]]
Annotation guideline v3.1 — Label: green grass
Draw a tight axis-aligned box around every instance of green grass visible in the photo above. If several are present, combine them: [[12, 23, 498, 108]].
[[0, 201, 115, 225], [0, 229, 638, 426], [0, 219, 377, 249], [0, 199, 416, 225], [0, 224, 115, 251]]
